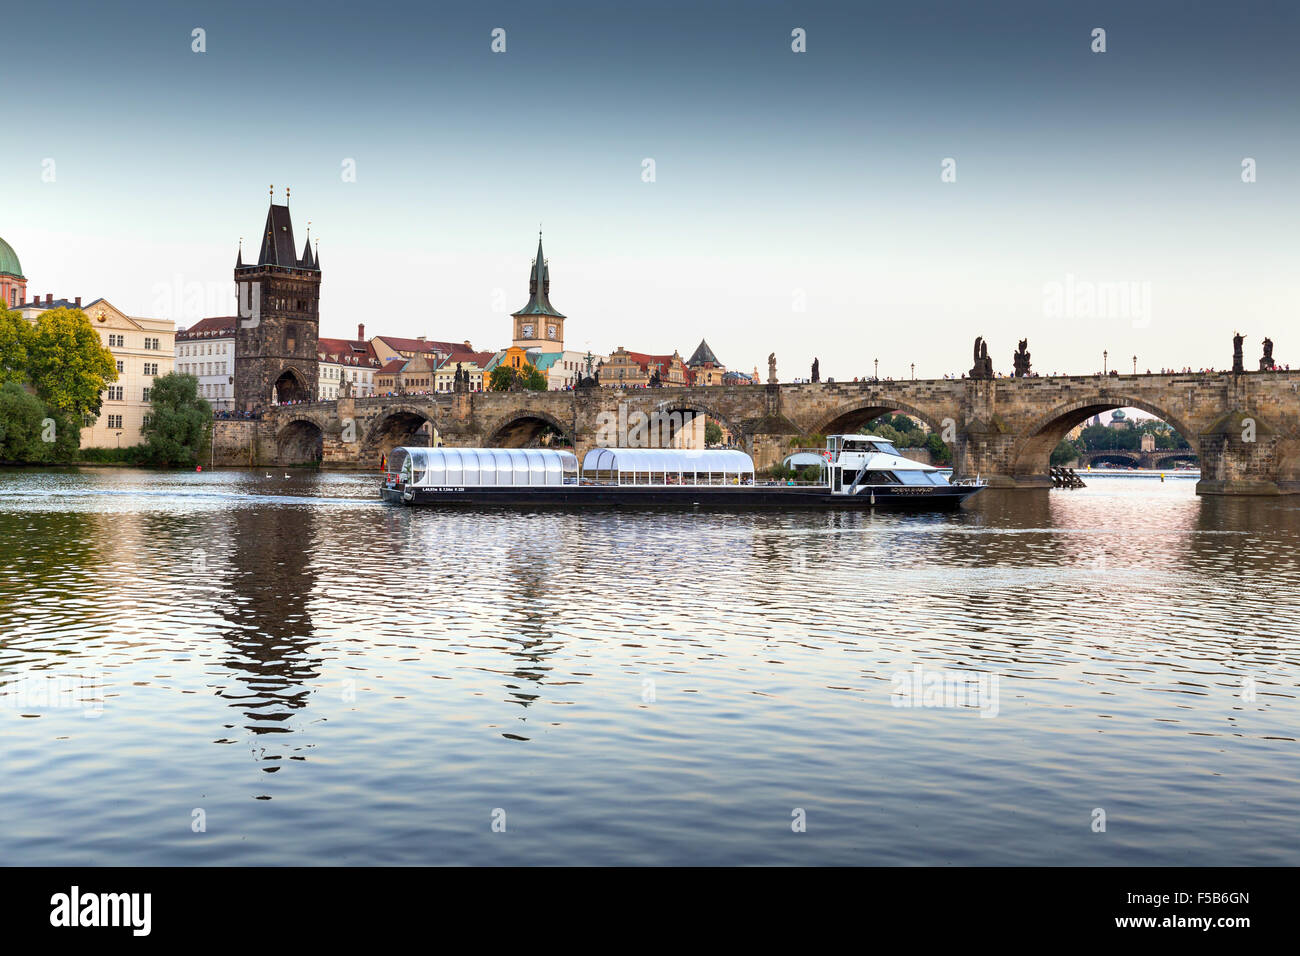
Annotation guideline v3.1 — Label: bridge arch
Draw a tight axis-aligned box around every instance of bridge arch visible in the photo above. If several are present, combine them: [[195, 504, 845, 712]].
[[276, 417, 326, 464], [1085, 452, 1141, 468], [1012, 395, 1195, 480], [649, 399, 748, 447], [483, 410, 573, 448], [361, 404, 438, 459], [809, 397, 945, 438], [271, 367, 313, 406]]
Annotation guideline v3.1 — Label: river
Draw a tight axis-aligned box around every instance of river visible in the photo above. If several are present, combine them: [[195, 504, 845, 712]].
[[0, 468, 1296, 865]]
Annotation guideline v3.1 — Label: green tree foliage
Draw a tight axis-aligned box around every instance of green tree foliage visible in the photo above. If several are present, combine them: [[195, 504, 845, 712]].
[[0, 307, 32, 385], [25, 308, 118, 417], [0, 381, 51, 462], [1051, 439, 1080, 465], [489, 361, 547, 391], [0, 382, 77, 463], [704, 420, 723, 445], [140, 372, 211, 467]]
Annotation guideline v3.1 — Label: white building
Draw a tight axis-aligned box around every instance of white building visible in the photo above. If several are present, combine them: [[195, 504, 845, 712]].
[[175, 316, 235, 411], [20, 295, 175, 448], [548, 350, 606, 389], [318, 333, 380, 400]]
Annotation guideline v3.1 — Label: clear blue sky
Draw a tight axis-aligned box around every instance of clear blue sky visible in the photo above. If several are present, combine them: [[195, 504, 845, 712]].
[[2, 0, 1297, 378]]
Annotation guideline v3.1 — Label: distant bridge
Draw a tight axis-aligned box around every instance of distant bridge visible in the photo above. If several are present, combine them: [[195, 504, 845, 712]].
[[1073, 449, 1200, 470], [211, 371, 1300, 495]]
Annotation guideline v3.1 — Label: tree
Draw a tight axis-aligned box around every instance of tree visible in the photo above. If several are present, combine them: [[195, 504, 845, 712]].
[[1051, 438, 1079, 465], [489, 361, 548, 392], [0, 381, 50, 462], [25, 308, 117, 417], [140, 372, 211, 466], [0, 382, 79, 463], [704, 420, 723, 445], [0, 307, 32, 385]]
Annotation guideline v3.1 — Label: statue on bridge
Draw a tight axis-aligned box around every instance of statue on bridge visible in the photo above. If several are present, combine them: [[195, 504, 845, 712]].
[[811, 357, 820, 383], [768, 353, 777, 385], [1260, 337, 1276, 371], [969, 337, 994, 380], [1233, 331, 1245, 374], [452, 362, 467, 393], [1012, 339, 1032, 377], [340, 374, 352, 399]]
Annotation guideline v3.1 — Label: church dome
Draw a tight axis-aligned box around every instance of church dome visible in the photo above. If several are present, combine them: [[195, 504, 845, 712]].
[[0, 235, 23, 278]]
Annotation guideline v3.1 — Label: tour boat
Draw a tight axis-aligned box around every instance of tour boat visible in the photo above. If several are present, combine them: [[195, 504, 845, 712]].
[[379, 435, 984, 509]]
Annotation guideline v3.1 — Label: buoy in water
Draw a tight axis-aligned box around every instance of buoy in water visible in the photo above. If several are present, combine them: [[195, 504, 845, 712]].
[[196, 465, 202, 472]]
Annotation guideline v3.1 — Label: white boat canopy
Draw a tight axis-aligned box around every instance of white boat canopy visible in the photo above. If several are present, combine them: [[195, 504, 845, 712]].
[[581, 447, 755, 484], [390, 447, 578, 487]]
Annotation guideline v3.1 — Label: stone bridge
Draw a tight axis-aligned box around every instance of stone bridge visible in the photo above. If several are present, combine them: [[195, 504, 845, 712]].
[[211, 371, 1300, 495], [1073, 449, 1201, 470]]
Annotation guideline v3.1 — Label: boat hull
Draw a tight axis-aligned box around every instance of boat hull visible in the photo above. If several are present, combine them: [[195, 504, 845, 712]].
[[380, 483, 981, 510]]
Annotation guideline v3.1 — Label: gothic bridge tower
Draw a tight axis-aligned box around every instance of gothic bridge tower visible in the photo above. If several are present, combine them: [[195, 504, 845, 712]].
[[234, 188, 321, 410]]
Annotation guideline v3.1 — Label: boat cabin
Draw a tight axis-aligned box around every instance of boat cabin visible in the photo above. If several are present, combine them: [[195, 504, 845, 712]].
[[385, 447, 579, 489], [824, 434, 953, 493], [580, 447, 755, 485]]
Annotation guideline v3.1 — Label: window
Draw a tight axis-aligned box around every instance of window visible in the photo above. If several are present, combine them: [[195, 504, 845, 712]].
[[144, 362, 158, 376], [142, 414, 152, 427], [142, 387, 151, 402], [108, 334, 125, 348], [107, 386, 124, 401], [107, 415, 123, 429], [144, 337, 160, 350], [116, 360, 124, 373]]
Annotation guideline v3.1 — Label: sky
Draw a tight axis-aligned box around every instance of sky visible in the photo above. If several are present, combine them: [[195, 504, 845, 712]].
[[2, 0, 1297, 381]]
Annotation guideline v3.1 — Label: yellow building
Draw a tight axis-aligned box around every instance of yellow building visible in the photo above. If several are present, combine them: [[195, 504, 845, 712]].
[[19, 296, 174, 449]]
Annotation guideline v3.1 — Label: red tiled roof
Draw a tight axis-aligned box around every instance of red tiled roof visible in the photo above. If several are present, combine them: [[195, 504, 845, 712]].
[[317, 337, 380, 366], [177, 316, 236, 338], [378, 358, 407, 374], [374, 335, 465, 355]]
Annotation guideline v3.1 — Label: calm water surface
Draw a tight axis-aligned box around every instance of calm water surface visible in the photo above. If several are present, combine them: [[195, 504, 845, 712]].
[[1, 467, 1296, 865]]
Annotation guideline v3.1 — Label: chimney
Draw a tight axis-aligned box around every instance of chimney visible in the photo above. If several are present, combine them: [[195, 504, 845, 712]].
[[45, 293, 53, 305], [75, 296, 81, 307], [357, 322, 365, 340], [416, 335, 426, 342], [463, 340, 472, 349]]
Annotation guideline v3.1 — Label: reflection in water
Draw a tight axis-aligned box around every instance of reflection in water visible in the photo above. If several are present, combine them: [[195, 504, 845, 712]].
[[215, 506, 322, 741], [0, 468, 1298, 865]]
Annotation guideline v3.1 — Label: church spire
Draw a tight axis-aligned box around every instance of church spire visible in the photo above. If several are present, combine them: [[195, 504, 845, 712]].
[[236, 237, 244, 269], [514, 229, 563, 318]]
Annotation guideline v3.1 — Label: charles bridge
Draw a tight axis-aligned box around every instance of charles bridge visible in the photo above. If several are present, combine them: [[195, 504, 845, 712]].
[[211, 371, 1300, 495]]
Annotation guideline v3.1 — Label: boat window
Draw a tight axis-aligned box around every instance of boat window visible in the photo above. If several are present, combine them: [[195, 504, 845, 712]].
[[896, 470, 932, 485], [872, 442, 902, 456], [409, 448, 427, 485]]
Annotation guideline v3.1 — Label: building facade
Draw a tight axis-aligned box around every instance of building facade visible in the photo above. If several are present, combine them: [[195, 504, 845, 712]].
[[234, 193, 322, 410], [176, 316, 235, 411], [20, 296, 175, 448], [685, 339, 727, 386], [318, 327, 380, 399]]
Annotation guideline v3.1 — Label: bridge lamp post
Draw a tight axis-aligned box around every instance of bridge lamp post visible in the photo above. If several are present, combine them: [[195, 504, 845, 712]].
[[874, 358, 879, 380], [1103, 350, 1108, 375], [1133, 355, 1137, 375], [911, 362, 915, 380]]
